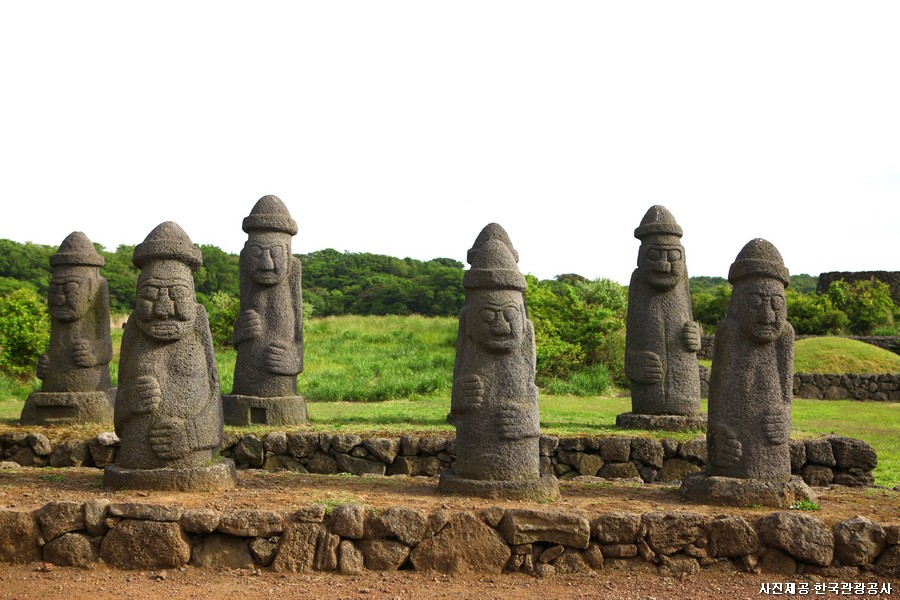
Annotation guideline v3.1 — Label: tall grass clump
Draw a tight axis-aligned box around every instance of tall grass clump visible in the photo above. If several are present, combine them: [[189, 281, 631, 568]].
[[275, 315, 456, 402], [544, 364, 613, 396]]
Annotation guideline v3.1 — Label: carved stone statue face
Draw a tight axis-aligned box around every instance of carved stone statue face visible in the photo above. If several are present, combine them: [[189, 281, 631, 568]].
[[245, 231, 290, 286], [638, 235, 685, 290], [468, 289, 525, 354], [135, 260, 197, 342], [48, 267, 94, 322], [734, 277, 787, 344]]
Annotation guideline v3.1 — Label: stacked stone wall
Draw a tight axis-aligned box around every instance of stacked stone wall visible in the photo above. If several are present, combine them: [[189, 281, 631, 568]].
[[1, 501, 897, 579], [0, 432, 878, 489]]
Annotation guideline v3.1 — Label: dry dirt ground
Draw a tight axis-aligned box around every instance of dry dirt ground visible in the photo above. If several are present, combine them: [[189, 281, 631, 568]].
[[0, 468, 898, 599]]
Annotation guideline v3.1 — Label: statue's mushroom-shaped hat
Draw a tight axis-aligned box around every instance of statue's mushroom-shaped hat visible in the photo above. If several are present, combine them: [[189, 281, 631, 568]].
[[50, 231, 105, 267], [634, 205, 683, 240], [132, 221, 203, 272], [463, 223, 527, 291], [728, 238, 790, 287], [242, 195, 298, 236]]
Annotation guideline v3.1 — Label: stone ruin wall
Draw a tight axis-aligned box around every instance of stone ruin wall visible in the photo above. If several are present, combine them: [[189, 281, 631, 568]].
[[1, 500, 898, 579], [1, 431, 878, 490]]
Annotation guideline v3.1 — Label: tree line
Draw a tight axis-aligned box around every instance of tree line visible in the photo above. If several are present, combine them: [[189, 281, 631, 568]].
[[0, 238, 896, 390]]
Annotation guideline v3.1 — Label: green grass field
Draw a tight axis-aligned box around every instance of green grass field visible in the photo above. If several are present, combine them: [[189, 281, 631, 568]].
[[0, 315, 897, 487]]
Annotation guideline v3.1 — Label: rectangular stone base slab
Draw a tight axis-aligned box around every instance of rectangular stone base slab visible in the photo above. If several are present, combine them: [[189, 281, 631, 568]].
[[20, 390, 115, 426], [438, 469, 559, 501], [616, 412, 707, 432], [679, 472, 816, 508], [104, 459, 238, 492], [222, 394, 308, 426]]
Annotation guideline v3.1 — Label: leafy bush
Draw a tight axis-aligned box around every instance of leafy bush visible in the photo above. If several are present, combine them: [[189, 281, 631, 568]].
[[826, 279, 895, 335], [786, 289, 849, 335], [0, 288, 50, 380], [525, 275, 626, 386], [203, 291, 241, 348], [691, 283, 731, 333]]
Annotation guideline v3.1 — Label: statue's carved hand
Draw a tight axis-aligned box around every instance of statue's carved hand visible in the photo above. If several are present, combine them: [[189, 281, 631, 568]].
[[265, 341, 300, 375], [631, 351, 664, 384], [681, 321, 701, 353], [149, 418, 190, 460], [764, 413, 790, 445], [496, 407, 538, 440], [36, 354, 50, 379], [233, 309, 262, 345], [453, 374, 484, 414], [72, 339, 95, 368], [713, 426, 742, 468], [131, 375, 162, 415]]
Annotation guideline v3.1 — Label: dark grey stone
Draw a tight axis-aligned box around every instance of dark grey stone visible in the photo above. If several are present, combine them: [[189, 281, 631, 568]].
[[108, 502, 182, 522], [591, 512, 642, 544], [249, 537, 278, 566], [21, 232, 114, 426], [630, 438, 664, 469], [43, 532, 98, 567], [191, 534, 254, 569], [597, 462, 641, 481], [83, 499, 109, 536], [218, 509, 283, 537], [789, 440, 807, 472], [286, 432, 320, 458], [361, 437, 400, 464], [497, 509, 590, 548], [756, 512, 834, 566], [623, 206, 701, 423], [232, 435, 265, 468], [338, 540, 364, 575], [36, 501, 85, 541], [598, 437, 631, 463], [270, 521, 323, 573], [181, 509, 221, 534], [357, 539, 410, 570], [805, 438, 837, 467], [705, 516, 759, 557], [264, 431, 288, 455], [223, 195, 307, 426], [657, 458, 702, 483], [100, 519, 191, 569], [0, 511, 42, 564], [440, 224, 557, 500], [410, 511, 510, 575], [642, 512, 708, 555], [108, 222, 234, 491], [313, 531, 340, 571], [800, 464, 834, 486], [329, 504, 367, 539], [615, 412, 706, 433], [829, 436, 877, 470], [335, 453, 386, 476], [679, 472, 815, 509], [707, 239, 794, 481], [678, 438, 707, 463], [365, 507, 427, 547], [833, 516, 886, 567], [49, 439, 90, 468]]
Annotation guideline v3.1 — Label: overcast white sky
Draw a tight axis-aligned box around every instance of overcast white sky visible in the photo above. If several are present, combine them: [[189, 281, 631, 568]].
[[1, 2, 897, 285]]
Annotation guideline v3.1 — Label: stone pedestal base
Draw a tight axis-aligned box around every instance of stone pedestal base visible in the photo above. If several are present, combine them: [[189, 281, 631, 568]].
[[104, 459, 237, 492], [679, 472, 816, 508], [20, 390, 115, 426], [222, 394, 308, 426], [615, 412, 707, 432], [438, 470, 559, 501]]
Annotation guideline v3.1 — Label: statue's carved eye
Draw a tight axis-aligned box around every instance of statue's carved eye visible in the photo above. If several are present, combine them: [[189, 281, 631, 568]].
[[168, 285, 190, 300], [139, 286, 160, 300], [248, 244, 264, 258], [647, 248, 662, 261], [48, 284, 59, 294], [668, 249, 682, 262], [502, 307, 519, 322], [480, 308, 497, 323]]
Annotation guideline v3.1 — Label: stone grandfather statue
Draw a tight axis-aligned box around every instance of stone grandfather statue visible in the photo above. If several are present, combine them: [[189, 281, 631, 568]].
[[680, 238, 813, 507], [21, 231, 114, 425], [104, 221, 235, 491], [222, 195, 306, 425], [616, 205, 704, 432], [439, 223, 558, 500]]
